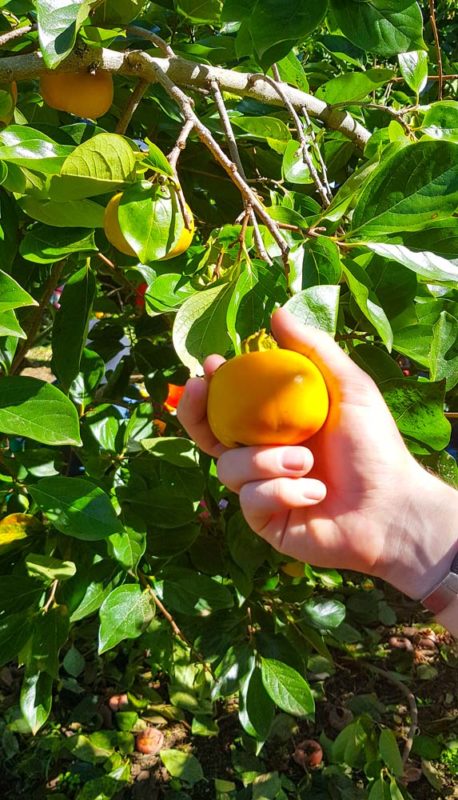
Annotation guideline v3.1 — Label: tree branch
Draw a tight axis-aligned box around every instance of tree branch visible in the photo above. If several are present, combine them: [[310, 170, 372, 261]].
[[0, 23, 36, 48], [428, 0, 443, 100], [0, 47, 370, 149], [115, 77, 149, 135], [167, 119, 194, 170]]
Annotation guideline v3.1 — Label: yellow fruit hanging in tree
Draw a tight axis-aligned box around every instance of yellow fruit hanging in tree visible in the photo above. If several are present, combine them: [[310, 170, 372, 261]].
[[40, 69, 113, 119]]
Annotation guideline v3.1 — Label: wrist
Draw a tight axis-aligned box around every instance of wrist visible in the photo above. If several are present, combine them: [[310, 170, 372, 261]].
[[376, 462, 458, 602]]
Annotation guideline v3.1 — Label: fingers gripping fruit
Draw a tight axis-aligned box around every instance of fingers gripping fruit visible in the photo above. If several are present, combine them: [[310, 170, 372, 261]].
[[207, 349, 329, 448], [40, 69, 113, 119]]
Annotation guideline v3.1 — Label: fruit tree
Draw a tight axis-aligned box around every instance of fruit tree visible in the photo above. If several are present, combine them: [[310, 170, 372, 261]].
[[0, 1, 457, 798]]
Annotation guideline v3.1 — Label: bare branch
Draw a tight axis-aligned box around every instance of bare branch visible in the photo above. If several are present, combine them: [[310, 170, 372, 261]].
[[168, 118, 194, 170], [115, 77, 149, 135], [301, 106, 332, 202], [428, 0, 443, 100], [210, 79, 272, 264], [0, 48, 370, 148], [0, 23, 36, 48], [249, 72, 331, 207], [126, 25, 175, 58]]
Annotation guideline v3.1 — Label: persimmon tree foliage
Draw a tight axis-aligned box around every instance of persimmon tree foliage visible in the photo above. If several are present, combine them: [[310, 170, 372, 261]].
[[0, 0, 457, 797]]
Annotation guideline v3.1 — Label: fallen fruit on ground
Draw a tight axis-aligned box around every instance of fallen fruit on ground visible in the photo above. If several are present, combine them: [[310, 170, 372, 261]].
[[135, 727, 165, 755], [207, 349, 329, 448], [40, 69, 113, 118]]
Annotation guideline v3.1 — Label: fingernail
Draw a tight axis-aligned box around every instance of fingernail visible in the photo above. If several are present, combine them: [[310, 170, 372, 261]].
[[282, 448, 307, 471]]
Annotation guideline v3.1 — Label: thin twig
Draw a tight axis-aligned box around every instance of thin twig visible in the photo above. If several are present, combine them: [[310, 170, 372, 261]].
[[11, 260, 65, 375], [140, 575, 215, 678], [365, 662, 418, 766], [428, 0, 443, 100], [329, 100, 415, 136], [210, 78, 272, 264], [43, 580, 58, 613], [389, 73, 458, 84], [126, 25, 175, 58], [0, 23, 36, 48], [168, 118, 194, 170], [115, 77, 149, 134], [249, 72, 331, 207], [142, 59, 290, 274], [301, 106, 332, 201]]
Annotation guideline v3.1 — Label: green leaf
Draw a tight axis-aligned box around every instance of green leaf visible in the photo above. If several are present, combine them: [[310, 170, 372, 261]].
[[37, 0, 92, 68], [382, 379, 451, 450], [161, 567, 234, 616], [398, 50, 428, 95], [118, 182, 185, 263], [302, 237, 342, 289], [351, 344, 403, 384], [247, 0, 327, 69], [316, 69, 393, 105], [239, 665, 274, 741], [0, 310, 26, 339], [301, 598, 346, 631], [125, 488, 195, 528], [0, 613, 33, 667], [98, 585, 154, 653], [52, 265, 96, 391], [0, 126, 73, 172], [107, 528, 146, 571], [368, 778, 388, 800], [379, 729, 404, 777], [25, 553, 76, 583], [20, 197, 105, 228], [351, 141, 458, 237], [430, 312, 458, 390], [22, 605, 69, 677], [232, 116, 291, 154], [29, 476, 124, 540], [0, 377, 81, 446], [173, 282, 233, 375], [0, 576, 43, 617], [422, 101, 458, 143], [51, 133, 137, 200], [284, 285, 340, 335], [342, 261, 393, 350], [282, 140, 312, 185], [161, 749, 204, 786], [20, 225, 97, 263], [261, 658, 314, 717], [364, 242, 458, 284], [0, 269, 37, 313], [141, 437, 199, 468], [20, 670, 53, 734], [143, 139, 175, 177], [329, 0, 425, 56]]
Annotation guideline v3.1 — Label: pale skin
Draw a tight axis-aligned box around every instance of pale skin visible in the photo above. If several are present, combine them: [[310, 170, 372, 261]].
[[178, 308, 458, 632]]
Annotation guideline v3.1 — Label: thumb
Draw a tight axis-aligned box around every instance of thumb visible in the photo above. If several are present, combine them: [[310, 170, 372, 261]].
[[271, 307, 373, 398]]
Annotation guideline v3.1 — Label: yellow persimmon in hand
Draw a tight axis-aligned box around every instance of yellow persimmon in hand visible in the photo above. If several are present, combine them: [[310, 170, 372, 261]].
[[207, 349, 329, 448]]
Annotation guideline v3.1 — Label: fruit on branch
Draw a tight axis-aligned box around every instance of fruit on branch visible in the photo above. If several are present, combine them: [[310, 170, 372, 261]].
[[207, 349, 329, 448], [0, 81, 17, 126], [103, 189, 195, 260], [104, 192, 137, 256], [40, 69, 113, 118]]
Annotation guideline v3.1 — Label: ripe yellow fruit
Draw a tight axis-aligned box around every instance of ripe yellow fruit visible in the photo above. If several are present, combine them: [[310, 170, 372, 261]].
[[40, 70, 113, 119], [207, 349, 329, 448], [159, 206, 194, 261], [103, 190, 195, 260], [280, 561, 305, 577], [104, 193, 136, 256]]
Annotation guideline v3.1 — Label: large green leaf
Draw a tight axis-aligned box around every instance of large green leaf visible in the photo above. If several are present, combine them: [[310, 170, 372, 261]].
[[422, 101, 458, 143], [22, 605, 69, 678], [118, 182, 185, 263], [430, 312, 458, 390], [50, 133, 138, 200], [283, 285, 340, 334], [52, 265, 96, 391], [329, 0, 424, 56], [247, 0, 327, 68], [20, 225, 97, 263], [364, 242, 458, 284], [0, 269, 36, 313], [20, 670, 53, 734], [343, 260, 393, 350], [173, 282, 233, 375], [161, 567, 234, 616], [0, 613, 33, 667], [98, 585, 154, 654], [160, 749, 204, 786], [0, 377, 81, 445], [302, 237, 342, 289], [20, 197, 105, 228], [239, 665, 274, 741], [351, 141, 458, 237], [316, 68, 393, 104], [29, 477, 124, 540], [261, 658, 314, 717], [0, 576, 43, 617], [0, 126, 73, 173], [382, 379, 451, 450], [398, 50, 428, 95], [37, 0, 92, 68]]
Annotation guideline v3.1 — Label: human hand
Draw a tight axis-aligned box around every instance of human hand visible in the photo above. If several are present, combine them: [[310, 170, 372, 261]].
[[178, 308, 457, 603]]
